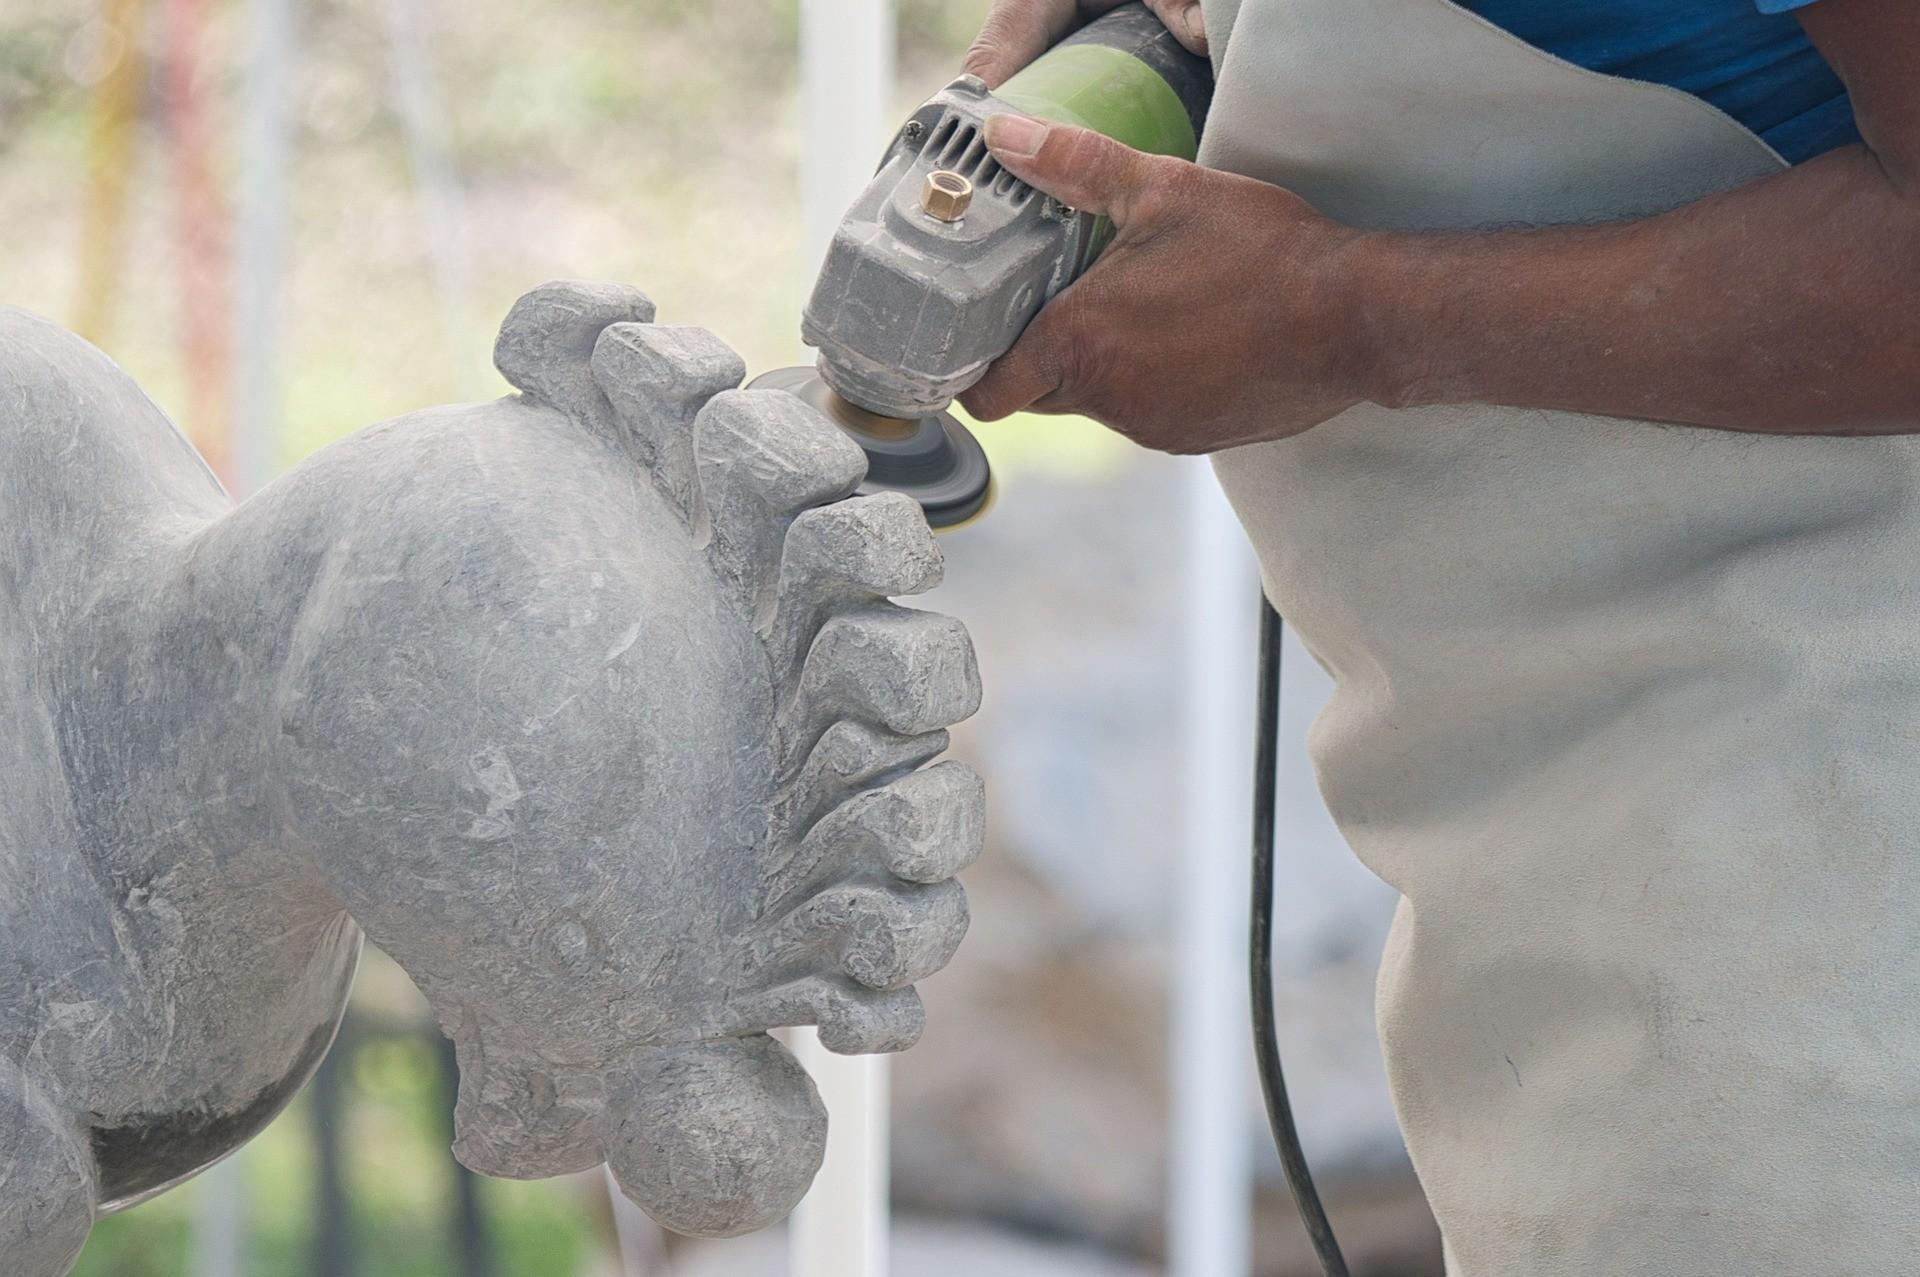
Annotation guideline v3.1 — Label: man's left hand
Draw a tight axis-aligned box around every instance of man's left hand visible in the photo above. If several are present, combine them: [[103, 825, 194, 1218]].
[[960, 113, 1374, 454]]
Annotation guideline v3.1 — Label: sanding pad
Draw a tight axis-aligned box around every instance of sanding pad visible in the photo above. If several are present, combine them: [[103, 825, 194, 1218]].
[[750, 366, 993, 530]]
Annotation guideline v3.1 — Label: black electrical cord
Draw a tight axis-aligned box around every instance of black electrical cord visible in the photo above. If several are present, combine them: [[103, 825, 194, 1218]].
[[1252, 595, 1351, 1277]]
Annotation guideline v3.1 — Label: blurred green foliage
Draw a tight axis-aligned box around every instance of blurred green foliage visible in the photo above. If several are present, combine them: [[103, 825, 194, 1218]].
[[71, 952, 596, 1277]]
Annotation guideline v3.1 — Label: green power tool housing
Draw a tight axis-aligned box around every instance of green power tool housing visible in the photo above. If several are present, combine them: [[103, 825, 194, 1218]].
[[752, 2, 1213, 528]]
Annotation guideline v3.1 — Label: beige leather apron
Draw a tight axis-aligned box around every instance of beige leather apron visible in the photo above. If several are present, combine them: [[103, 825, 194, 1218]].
[[1198, 1, 1920, 1272]]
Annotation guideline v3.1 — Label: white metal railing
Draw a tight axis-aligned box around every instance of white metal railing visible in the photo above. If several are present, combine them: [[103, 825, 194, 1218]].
[[1171, 460, 1260, 1276], [791, 4, 898, 1275]]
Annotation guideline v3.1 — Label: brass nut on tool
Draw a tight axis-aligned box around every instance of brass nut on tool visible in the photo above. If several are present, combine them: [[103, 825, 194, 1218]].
[[921, 170, 973, 222]]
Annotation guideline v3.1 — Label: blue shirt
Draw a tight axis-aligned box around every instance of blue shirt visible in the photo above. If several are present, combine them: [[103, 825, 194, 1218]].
[[1459, 0, 1859, 164]]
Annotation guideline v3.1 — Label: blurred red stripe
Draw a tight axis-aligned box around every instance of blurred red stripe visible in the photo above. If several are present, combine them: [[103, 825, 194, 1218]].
[[163, 0, 234, 485]]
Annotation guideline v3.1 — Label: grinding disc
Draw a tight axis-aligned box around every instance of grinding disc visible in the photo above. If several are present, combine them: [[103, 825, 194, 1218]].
[[748, 366, 993, 530]]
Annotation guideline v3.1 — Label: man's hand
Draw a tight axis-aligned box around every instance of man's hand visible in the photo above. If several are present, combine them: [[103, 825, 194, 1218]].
[[966, 0, 1920, 447], [964, 0, 1206, 89], [960, 113, 1374, 454]]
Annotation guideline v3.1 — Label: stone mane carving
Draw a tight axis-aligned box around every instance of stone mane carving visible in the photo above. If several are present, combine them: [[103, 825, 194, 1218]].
[[0, 280, 983, 1275]]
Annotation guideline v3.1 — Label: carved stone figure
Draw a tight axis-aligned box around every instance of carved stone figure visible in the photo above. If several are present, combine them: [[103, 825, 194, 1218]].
[[0, 280, 983, 1274]]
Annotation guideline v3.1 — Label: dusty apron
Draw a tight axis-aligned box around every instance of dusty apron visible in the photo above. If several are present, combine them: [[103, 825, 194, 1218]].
[[1197, 0, 1920, 1272]]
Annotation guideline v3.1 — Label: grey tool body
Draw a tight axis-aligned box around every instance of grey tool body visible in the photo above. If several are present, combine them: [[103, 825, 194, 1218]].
[[803, 75, 1095, 419], [802, 2, 1212, 421]]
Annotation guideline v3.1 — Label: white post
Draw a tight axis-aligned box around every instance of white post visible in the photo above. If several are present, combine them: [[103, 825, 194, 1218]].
[[382, 0, 480, 398], [188, 1154, 248, 1277], [791, 3, 896, 1276], [605, 1165, 669, 1276], [1168, 457, 1258, 1277], [789, 1032, 891, 1277], [190, 0, 293, 1263], [801, 0, 895, 284], [231, 0, 293, 497]]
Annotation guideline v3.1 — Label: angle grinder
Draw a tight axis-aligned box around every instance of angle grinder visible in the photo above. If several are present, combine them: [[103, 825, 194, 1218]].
[[759, 11, 1352, 1274], [750, 1, 1213, 530]]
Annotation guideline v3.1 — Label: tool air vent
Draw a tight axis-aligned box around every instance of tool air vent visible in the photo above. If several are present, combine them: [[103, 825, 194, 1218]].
[[921, 113, 1033, 204]]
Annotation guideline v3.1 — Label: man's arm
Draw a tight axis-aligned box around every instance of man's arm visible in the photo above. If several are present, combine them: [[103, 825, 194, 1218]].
[[1367, 0, 1920, 434], [963, 0, 1920, 451]]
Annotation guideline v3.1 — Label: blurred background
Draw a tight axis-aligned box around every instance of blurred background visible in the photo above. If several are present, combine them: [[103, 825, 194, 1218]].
[[0, 0, 1437, 1272]]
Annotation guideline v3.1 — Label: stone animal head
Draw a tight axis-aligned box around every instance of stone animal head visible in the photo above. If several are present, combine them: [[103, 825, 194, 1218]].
[[0, 280, 981, 1269], [274, 282, 984, 1233]]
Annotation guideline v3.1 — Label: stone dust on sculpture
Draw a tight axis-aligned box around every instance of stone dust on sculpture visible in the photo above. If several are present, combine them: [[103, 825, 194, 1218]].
[[0, 279, 984, 1276]]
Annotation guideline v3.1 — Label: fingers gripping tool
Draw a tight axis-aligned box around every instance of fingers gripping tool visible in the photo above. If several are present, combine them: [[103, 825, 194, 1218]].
[[758, 15, 1354, 1276], [751, 1, 1213, 529]]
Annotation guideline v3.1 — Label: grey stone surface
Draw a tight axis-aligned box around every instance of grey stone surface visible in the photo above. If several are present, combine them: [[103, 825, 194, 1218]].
[[0, 280, 982, 1273]]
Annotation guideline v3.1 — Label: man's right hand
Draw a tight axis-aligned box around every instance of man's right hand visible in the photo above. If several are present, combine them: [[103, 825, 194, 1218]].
[[963, 0, 1208, 90]]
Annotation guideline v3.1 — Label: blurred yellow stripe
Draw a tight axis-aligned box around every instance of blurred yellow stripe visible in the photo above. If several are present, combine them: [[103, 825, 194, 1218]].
[[73, 0, 148, 347]]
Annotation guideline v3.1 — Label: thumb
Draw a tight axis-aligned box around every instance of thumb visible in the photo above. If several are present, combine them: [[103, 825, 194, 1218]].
[[982, 115, 1159, 224], [1144, 0, 1208, 55]]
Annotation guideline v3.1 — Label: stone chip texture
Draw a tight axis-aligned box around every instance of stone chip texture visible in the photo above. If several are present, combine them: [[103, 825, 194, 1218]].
[[0, 280, 983, 1272]]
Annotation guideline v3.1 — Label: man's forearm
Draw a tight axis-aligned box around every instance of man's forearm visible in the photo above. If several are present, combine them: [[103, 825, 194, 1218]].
[[964, 0, 1920, 451], [1356, 144, 1920, 434]]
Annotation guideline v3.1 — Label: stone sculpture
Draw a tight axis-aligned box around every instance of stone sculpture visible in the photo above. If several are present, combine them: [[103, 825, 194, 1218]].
[[0, 280, 984, 1275]]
